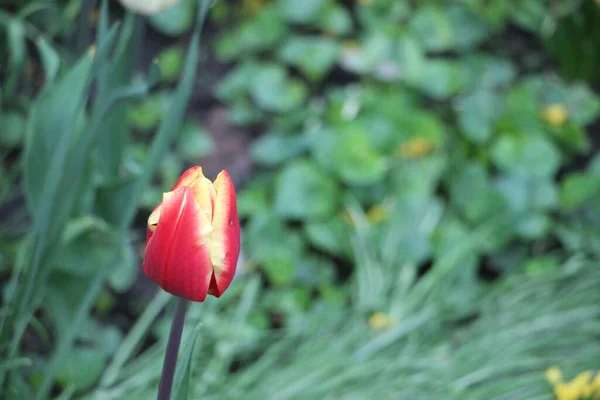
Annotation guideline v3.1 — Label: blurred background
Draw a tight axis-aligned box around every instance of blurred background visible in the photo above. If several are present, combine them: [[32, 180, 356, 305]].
[[1, 0, 600, 399]]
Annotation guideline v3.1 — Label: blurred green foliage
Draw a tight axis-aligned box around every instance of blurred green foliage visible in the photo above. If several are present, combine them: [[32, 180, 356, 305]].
[[1, 0, 600, 399], [212, 0, 600, 300]]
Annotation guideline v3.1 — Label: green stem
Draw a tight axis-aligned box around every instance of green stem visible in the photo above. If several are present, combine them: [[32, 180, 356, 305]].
[[157, 298, 189, 400]]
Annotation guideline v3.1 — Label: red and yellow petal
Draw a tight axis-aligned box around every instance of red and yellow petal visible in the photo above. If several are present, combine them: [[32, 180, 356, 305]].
[[146, 202, 163, 242], [190, 174, 216, 222], [170, 166, 203, 191], [143, 186, 213, 302], [208, 170, 240, 297]]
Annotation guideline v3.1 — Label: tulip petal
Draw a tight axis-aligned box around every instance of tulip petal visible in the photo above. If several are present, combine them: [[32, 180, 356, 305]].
[[209, 171, 240, 297], [190, 174, 216, 222], [170, 166, 203, 191], [143, 186, 213, 302], [146, 202, 163, 242]]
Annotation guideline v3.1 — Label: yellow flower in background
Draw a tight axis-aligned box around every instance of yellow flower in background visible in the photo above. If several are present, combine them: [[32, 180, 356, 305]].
[[545, 367, 600, 400], [243, 0, 269, 14], [541, 104, 569, 127], [342, 205, 389, 227], [118, 0, 178, 15], [366, 205, 388, 224], [397, 137, 435, 159], [546, 367, 564, 385], [368, 312, 396, 330]]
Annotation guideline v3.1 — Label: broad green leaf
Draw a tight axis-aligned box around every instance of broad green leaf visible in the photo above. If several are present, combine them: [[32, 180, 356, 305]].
[[216, 61, 259, 102], [148, 0, 196, 36], [448, 161, 507, 223], [456, 90, 503, 143], [236, 176, 271, 217], [157, 46, 185, 82], [304, 217, 352, 258], [490, 134, 561, 178], [274, 160, 339, 219], [278, 36, 340, 81], [295, 256, 336, 287], [448, 5, 489, 51], [410, 6, 454, 52], [0, 111, 25, 150], [319, 4, 353, 35], [251, 132, 307, 166], [559, 172, 600, 212], [310, 126, 387, 185], [417, 60, 466, 99], [494, 174, 558, 212], [176, 121, 214, 162], [246, 214, 305, 285], [250, 64, 307, 112], [129, 92, 170, 131], [215, 7, 287, 60], [278, 0, 329, 24], [396, 35, 425, 85]]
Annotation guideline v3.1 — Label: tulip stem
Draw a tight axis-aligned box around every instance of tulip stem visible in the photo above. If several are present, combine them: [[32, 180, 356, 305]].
[[157, 297, 189, 400]]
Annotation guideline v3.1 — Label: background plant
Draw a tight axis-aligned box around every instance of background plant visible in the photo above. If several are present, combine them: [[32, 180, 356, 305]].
[[1, 0, 600, 399]]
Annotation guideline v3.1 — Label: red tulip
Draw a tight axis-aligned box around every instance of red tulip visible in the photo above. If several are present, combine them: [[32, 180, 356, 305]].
[[143, 166, 240, 302]]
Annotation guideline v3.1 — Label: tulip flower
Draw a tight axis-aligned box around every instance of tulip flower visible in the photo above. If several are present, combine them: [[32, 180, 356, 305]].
[[143, 166, 240, 302]]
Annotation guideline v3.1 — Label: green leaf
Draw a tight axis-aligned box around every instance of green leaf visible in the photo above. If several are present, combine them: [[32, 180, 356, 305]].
[[56, 320, 121, 390], [516, 212, 551, 239], [94, 11, 137, 181], [278, 0, 329, 24], [215, 7, 287, 60], [447, 5, 489, 51], [319, 4, 353, 35], [5, 19, 25, 94], [326, 126, 388, 185], [448, 161, 507, 223], [0, 111, 26, 150], [23, 48, 94, 221], [246, 214, 305, 285], [236, 176, 271, 217], [278, 36, 340, 81], [396, 35, 425, 84], [99, 291, 171, 388], [157, 46, 185, 82], [304, 217, 352, 258], [172, 322, 202, 400], [559, 172, 600, 212], [176, 121, 214, 162], [490, 134, 561, 178], [35, 37, 61, 85], [107, 243, 137, 293], [52, 217, 115, 276], [274, 160, 339, 219], [148, 0, 196, 36], [129, 92, 170, 131], [250, 64, 308, 112], [494, 174, 558, 212], [410, 6, 454, 52], [251, 132, 307, 166], [216, 61, 259, 102], [417, 60, 466, 99], [456, 90, 503, 143]]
